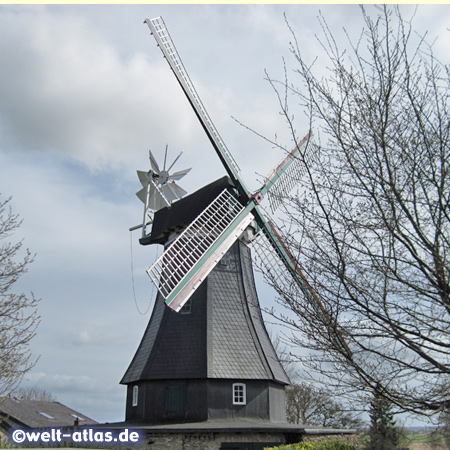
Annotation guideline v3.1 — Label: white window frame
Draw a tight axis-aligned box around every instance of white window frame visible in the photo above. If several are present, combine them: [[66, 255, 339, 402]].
[[232, 383, 246, 405], [132, 385, 138, 407]]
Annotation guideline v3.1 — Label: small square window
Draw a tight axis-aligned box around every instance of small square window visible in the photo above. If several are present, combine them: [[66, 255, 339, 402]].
[[232, 383, 246, 405], [220, 253, 232, 266], [180, 298, 192, 314]]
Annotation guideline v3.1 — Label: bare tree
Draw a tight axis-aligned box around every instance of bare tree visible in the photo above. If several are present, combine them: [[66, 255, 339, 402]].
[[286, 382, 363, 429], [259, 5, 450, 417], [0, 195, 40, 398], [14, 386, 56, 402]]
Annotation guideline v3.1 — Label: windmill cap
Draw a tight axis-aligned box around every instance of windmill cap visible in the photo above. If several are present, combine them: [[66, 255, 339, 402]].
[[140, 176, 242, 246]]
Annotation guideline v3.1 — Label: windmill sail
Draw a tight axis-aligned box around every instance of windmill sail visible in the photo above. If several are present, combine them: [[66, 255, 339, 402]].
[[252, 222, 325, 314], [260, 130, 315, 213], [147, 188, 254, 311], [252, 220, 352, 358], [144, 17, 247, 196]]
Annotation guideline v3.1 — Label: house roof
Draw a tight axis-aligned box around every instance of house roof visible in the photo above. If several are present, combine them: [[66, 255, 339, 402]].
[[0, 398, 97, 429]]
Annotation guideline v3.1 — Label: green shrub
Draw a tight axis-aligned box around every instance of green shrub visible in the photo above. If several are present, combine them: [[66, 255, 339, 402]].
[[264, 440, 358, 450]]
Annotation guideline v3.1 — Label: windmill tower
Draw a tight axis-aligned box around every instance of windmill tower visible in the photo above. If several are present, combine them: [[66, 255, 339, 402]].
[[122, 176, 291, 424], [121, 17, 348, 428]]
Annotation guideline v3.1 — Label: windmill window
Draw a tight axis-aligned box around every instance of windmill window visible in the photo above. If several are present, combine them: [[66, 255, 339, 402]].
[[180, 298, 192, 314], [232, 383, 246, 405], [220, 253, 232, 266], [132, 385, 138, 407]]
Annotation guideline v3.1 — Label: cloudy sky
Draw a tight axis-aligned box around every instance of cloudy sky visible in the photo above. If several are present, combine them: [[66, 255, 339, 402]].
[[1, 4, 449, 424]]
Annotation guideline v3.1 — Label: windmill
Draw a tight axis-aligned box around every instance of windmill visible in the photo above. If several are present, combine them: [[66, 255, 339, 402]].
[[121, 16, 350, 427]]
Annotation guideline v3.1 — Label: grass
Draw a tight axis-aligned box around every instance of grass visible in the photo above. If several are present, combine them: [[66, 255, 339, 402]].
[[356, 429, 446, 449], [399, 431, 445, 446]]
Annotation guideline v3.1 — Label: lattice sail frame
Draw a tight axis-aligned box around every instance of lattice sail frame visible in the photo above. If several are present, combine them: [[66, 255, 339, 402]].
[[259, 130, 315, 214], [147, 189, 253, 311], [145, 17, 243, 189], [252, 232, 300, 301], [252, 221, 353, 357]]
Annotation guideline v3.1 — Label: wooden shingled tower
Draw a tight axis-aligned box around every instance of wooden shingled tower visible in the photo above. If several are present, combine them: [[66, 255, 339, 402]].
[[121, 16, 349, 427], [122, 177, 290, 424]]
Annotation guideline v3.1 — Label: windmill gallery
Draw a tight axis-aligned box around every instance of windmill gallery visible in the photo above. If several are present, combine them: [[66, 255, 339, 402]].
[[102, 17, 354, 450]]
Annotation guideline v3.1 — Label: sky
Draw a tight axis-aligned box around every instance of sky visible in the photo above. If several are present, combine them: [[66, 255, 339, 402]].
[[1, 4, 449, 425]]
